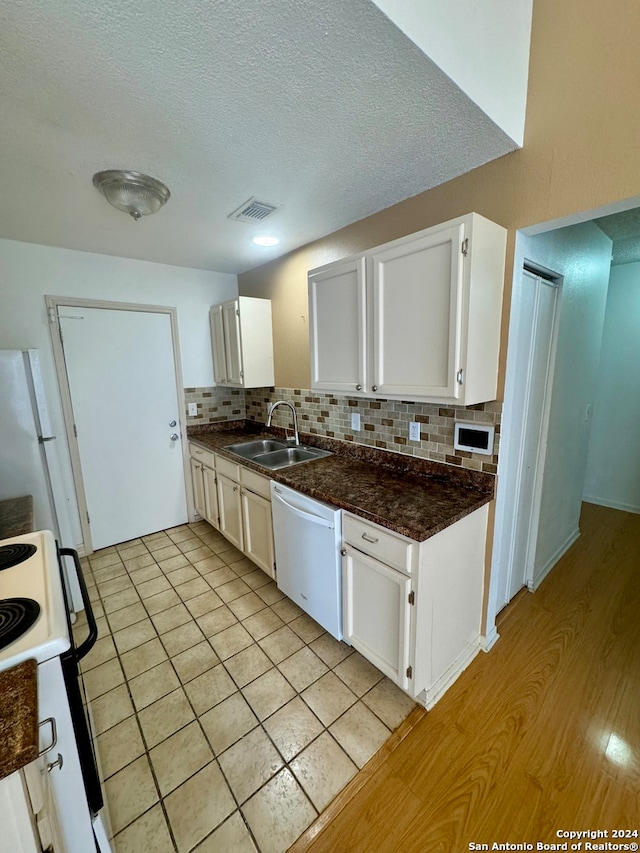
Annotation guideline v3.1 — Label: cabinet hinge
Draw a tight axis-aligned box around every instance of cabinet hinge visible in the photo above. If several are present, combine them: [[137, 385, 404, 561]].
[[461, 237, 469, 256], [73, 423, 78, 437], [408, 591, 415, 605], [406, 665, 413, 679], [236, 309, 240, 316], [456, 369, 464, 385], [47, 305, 58, 325], [86, 511, 90, 525]]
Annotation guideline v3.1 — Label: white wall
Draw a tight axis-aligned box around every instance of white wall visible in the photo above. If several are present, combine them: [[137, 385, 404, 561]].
[[583, 263, 640, 512], [519, 223, 611, 585], [372, 0, 532, 146], [0, 238, 238, 546]]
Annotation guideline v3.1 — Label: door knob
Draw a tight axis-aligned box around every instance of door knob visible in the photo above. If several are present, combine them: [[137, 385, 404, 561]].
[[169, 420, 177, 427], [170, 434, 179, 441]]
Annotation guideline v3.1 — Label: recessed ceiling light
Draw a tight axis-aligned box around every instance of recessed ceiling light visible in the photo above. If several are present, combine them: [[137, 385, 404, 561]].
[[252, 235, 281, 247]]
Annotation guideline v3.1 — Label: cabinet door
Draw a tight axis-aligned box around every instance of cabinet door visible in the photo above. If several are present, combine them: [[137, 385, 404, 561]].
[[308, 257, 367, 394], [241, 488, 275, 578], [190, 458, 207, 519], [202, 464, 219, 530], [343, 545, 412, 691], [217, 473, 244, 551], [210, 305, 228, 384], [371, 223, 464, 400], [222, 300, 244, 386]]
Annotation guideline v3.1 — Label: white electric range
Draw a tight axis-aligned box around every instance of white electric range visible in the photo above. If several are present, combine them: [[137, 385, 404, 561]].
[[0, 530, 112, 853]]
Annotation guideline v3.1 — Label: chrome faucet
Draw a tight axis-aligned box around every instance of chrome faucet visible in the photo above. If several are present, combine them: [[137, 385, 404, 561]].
[[266, 400, 300, 446]]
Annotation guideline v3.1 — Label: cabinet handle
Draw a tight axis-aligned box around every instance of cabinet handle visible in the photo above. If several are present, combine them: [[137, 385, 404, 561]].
[[47, 754, 63, 773], [38, 717, 57, 757], [361, 533, 379, 544], [233, 486, 238, 492], [371, 385, 378, 392], [356, 384, 362, 391], [340, 548, 347, 556]]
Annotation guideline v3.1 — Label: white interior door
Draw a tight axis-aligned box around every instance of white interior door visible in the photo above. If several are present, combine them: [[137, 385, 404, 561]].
[[58, 305, 187, 551], [494, 269, 560, 609]]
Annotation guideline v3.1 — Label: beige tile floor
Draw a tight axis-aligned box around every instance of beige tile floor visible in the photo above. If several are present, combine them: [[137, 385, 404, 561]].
[[75, 521, 417, 853]]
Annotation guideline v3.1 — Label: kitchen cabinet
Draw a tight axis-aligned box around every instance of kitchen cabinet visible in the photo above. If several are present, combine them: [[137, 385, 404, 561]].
[[189, 444, 218, 529], [241, 470, 275, 578], [309, 212, 506, 405], [214, 455, 243, 549], [0, 757, 65, 853], [343, 545, 412, 690], [342, 504, 489, 709], [190, 443, 275, 577], [210, 296, 275, 389]]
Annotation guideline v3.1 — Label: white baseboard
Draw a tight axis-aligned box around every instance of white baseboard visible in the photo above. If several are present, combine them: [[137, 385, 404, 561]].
[[529, 527, 580, 592], [583, 496, 640, 515], [419, 638, 482, 711], [480, 626, 500, 652]]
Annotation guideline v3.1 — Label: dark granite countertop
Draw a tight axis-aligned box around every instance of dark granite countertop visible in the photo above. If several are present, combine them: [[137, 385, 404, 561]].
[[0, 659, 39, 780], [188, 422, 494, 542], [0, 496, 34, 541]]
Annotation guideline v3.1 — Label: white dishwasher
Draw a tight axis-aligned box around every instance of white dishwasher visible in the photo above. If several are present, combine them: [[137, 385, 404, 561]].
[[270, 482, 344, 641]]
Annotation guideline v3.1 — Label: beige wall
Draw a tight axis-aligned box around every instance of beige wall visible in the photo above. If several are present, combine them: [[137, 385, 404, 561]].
[[239, 0, 640, 391]]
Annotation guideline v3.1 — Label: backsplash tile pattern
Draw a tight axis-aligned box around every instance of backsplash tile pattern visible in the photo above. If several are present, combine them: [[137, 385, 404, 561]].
[[245, 388, 501, 475], [184, 387, 246, 426]]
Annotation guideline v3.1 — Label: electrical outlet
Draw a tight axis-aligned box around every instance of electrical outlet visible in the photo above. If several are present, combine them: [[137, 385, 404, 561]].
[[409, 421, 420, 442], [188, 403, 198, 417], [351, 413, 361, 431]]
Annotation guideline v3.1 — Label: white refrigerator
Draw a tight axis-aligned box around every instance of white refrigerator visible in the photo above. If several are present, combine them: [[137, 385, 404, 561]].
[[0, 349, 82, 608]]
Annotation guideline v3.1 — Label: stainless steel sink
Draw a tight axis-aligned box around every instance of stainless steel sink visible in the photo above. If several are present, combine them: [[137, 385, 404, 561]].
[[223, 438, 288, 459], [251, 446, 332, 470], [223, 438, 331, 469]]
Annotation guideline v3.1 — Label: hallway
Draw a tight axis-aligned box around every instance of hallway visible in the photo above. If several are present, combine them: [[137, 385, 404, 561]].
[[295, 503, 640, 852]]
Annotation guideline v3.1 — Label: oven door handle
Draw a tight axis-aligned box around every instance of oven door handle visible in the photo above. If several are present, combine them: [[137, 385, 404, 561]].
[[60, 547, 99, 662]]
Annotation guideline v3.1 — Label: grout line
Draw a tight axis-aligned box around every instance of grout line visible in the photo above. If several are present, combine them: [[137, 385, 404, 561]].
[[85, 521, 416, 853]]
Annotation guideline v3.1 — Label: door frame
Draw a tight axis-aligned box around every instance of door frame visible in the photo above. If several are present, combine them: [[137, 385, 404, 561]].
[[484, 259, 562, 647], [45, 295, 193, 554]]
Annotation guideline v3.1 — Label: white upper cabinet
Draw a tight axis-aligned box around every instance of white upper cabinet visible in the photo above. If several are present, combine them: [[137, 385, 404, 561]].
[[210, 296, 275, 389], [309, 257, 367, 394], [308, 213, 506, 405]]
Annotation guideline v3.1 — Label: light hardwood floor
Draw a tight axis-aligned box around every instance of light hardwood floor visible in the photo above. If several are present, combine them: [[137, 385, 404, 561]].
[[293, 503, 640, 852]]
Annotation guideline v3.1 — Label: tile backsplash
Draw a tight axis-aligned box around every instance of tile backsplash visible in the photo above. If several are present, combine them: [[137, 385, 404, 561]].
[[184, 386, 245, 426], [184, 385, 501, 474], [245, 388, 501, 475]]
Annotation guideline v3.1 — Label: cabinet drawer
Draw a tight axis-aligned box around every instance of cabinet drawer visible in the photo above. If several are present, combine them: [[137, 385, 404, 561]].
[[216, 454, 241, 482], [343, 513, 414, 574], [240, 467, 271, 500], [189, 443, 215, 468]]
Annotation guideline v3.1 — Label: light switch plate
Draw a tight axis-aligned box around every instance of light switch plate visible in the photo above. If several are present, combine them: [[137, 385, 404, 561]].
[[409, 421, 420, 441], [188, 403, 198, 416], [351, 413, 361, 431]]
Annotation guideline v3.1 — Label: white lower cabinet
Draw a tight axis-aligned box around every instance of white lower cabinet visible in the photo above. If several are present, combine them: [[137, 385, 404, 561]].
[[190, 457, 207, 519], [342, 544, 412, 690], [241, 487, 275, 578], [342, 504, 489, 709], [189, 441, 275, 577], [189, 446, 219, 529], [202, 464, 219, 529], [217, 472, 244, 551]]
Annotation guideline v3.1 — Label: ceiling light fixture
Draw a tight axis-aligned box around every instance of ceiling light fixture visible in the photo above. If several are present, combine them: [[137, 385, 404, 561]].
[[92, 170, 171, 221], [252, 235, 281, 247]]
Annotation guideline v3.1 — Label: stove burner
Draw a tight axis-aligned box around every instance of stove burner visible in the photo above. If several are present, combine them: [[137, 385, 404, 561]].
[[0, 543, 37, 571], [0, 598, 41, 650]]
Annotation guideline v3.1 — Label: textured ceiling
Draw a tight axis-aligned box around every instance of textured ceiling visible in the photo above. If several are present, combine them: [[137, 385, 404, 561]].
[[594, 208, 640, 266], [0, 0, 516, 274]]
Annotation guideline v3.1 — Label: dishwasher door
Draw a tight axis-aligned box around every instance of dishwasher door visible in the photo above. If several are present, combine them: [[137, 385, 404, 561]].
[[270, 482, 344, 640]]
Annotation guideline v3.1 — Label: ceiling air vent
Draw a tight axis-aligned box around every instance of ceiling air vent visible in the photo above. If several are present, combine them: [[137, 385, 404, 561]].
[[228, 197, 280, 223]]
